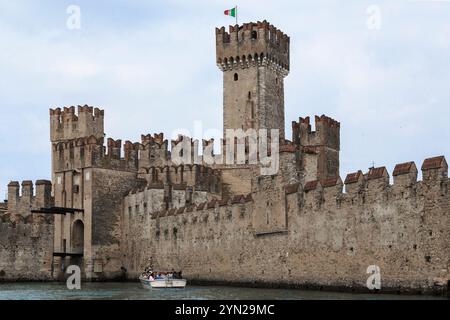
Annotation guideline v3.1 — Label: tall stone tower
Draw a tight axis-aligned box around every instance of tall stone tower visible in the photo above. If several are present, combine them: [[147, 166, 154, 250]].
[[49, 106, 140, 280], [50, 106, 105, 177], [49, 106, 105, 279], [216, 21, 290, 139]]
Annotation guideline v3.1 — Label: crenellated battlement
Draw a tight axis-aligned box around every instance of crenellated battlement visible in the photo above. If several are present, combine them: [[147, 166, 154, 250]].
[[138, 164, 222, 194], [124, 140, 141, 167], [421, 156, 448, 182], [7, 180, 53, 217], [170, 135, 225, 166], [52, 135, 104, 172], [51, 125, 293, 182], [37, 21, 448, 292], [139, 194, 253, 248], [296, 156, 449, 210], [52, 134, 143, 172], [96, 137, 142, 171], [292, 115, 340, 149], [107, 138, 123, 159], [216, 20, 290, 73], [52, 131, 228, 173], [151, 194, 252, 223], [171, 135, 218, 151], [123, 171, 223, 219], [139, 133, 169, 168], [292, 114, 341, 181], [50, 106, 104, 142], [141, 133, 166, 146]]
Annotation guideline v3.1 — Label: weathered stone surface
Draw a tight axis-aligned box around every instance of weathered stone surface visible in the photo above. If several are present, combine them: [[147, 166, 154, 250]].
[[0, 216, 54, 282], [1, 21, 449, 296], [123, 174, 449, 294]]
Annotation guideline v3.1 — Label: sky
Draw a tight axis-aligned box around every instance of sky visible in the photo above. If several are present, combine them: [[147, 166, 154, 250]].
[[0, 0, 450, 199]]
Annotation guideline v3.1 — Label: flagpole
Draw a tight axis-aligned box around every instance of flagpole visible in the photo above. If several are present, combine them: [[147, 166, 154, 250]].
[[235, 6, 238, 25]]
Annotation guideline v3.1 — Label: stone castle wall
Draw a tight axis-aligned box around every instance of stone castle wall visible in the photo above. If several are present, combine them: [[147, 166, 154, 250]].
[[0, 213, 54, 282], [0, 180, 54, 282], [122, 159, 450, 294], [86, 168, 143, 280], [7, 180, 53, 217], [1, 21, 449, 296]]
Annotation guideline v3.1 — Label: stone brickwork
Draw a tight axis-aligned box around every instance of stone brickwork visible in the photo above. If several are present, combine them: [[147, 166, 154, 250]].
[[1, 21, 449, 295], [48, 106, 227, 280], [217, 21, 289, 140], [0, 213, 54, 282], [50, 106, 104, 142], [123, 158, 449, 294], [292, 115, 340, 181], [0, 181, 54, 281], [7, 180, 53, 217]]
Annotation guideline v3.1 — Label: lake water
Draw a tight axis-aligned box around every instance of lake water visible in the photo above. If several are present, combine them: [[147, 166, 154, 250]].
[[0, 282, 447, 300]]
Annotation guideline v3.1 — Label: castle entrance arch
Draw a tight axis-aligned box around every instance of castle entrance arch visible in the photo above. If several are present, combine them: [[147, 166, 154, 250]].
[[71, 220, 84, 267], [72, 220, 84, 254]]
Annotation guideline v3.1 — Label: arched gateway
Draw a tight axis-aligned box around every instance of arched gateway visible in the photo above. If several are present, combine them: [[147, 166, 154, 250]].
[[71, 220, 84, 267]]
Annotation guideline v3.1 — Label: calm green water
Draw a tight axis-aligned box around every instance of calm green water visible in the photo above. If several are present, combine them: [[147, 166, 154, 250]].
[[0, 282, 447, 300]]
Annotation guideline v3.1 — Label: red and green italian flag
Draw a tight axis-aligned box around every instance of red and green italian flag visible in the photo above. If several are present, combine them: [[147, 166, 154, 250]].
[[224, 7, 237, 18]]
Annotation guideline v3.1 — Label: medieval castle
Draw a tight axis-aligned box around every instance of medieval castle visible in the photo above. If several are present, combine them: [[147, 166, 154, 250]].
[[0, 21, 449, 295]]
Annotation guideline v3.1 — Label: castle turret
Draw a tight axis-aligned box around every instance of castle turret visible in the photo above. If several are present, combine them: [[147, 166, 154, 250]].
[[216, 21, 290, 139], [6, 180, 54, 216], [292, 115, 340, 181], [50, 106, 105, 174], [139, 133, 169, 168], [50, 106, 104, 143]]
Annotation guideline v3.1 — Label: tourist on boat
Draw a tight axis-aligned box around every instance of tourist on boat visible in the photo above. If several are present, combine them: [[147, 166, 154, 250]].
[[155, 273, 164, 280]]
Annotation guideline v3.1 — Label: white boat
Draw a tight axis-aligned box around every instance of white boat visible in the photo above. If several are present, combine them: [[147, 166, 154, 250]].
[[139, 276, 187, 289]]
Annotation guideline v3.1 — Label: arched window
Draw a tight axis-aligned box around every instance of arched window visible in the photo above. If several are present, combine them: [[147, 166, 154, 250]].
[[248, 91, 251, 99], [72, 220, 84, 254], [80, 146, 85, 162], [234, 73, 239, 81], [58, 144, 64, 166], [251, 31, 258, 39], [69, 142, 74, 160]]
